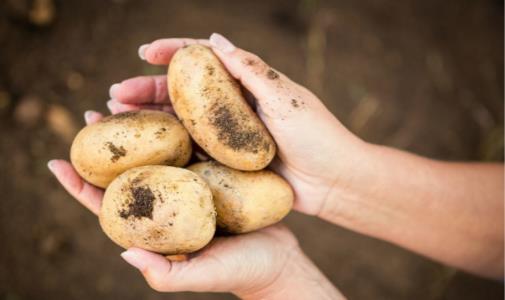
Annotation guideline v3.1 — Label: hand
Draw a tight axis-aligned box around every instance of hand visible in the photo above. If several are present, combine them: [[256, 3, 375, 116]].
[[48, 34, 349, 297], [107, 33, 369, 217], [48, 138, 343, 298]]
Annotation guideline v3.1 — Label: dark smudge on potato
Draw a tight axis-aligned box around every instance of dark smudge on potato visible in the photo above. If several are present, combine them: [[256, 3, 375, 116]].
[[106, 142, 126, 162], [209, 104, 263, 153], [119, 185, 155, 219]]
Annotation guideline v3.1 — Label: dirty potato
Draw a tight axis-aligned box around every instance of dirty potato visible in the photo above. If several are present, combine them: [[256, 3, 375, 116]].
[[99, 165, 216, 254], [188, 161, 293, 233], [168, 45, 276, 171], [70, 110, 192, 188]]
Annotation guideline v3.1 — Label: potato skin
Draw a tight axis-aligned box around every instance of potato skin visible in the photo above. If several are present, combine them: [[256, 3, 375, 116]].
[[168, 45, 276, 171], [188, 161, 293, 233], [70, 110, 192, 188], [99, 165, 216, 254]]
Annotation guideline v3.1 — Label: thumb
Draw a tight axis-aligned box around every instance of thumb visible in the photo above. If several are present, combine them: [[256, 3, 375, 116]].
[[120, 247, 230, 293], [208, 33, 331, 121], [208, 33, 351, 161]]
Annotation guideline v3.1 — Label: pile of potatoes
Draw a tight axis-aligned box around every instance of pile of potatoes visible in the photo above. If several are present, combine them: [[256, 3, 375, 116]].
[[70, 45, 293, 256]]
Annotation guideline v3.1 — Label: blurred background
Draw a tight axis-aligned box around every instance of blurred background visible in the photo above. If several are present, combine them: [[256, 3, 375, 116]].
[[0, 0, 503, 299]]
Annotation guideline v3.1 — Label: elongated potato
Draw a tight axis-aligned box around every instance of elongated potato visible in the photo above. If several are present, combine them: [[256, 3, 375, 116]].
[[168, 45, 276, 171], [188, 161, 293, 233], [99, 165, 216, 254], [70, 110, 192, 188]]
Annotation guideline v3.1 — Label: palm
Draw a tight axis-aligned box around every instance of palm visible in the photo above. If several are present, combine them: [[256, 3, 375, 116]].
[[176, 225, 297, 293]]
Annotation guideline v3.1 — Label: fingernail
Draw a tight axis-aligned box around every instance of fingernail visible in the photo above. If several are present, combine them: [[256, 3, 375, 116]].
[[209, 33, 235, 54], [84, 110, 94, 122], [109, 83, 120, 98], [121, 250, 147, 271], [106, 99, 114, 111], [47, 160, 56, 173], [138, 44, 149, 60]]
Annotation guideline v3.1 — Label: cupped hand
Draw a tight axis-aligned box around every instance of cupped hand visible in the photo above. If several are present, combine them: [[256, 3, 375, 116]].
[[107, 33, 369, 217], [48, 112, 303, 297], [47, 34, 351, 298], [49, 159, 342, 299]]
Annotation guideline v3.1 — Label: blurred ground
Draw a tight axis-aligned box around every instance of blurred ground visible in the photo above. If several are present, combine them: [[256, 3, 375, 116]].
[[0, 0, 503, 299]]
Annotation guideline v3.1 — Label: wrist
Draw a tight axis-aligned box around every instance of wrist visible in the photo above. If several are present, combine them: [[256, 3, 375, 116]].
[[317, 142, 412, 235], [236, 247, 344, 300], [317, 141, 439, 239], [317, 140, 379, 225]]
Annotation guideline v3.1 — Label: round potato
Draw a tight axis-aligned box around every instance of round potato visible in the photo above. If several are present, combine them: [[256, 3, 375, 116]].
[[188, 161, 293, 233], [70, 110, 192, 188], [168, 45, 276, 171], [99, 165, 216, 254]]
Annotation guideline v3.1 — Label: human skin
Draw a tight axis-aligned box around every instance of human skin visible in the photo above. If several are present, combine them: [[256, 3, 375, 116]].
[[49, 33, 503, 298]]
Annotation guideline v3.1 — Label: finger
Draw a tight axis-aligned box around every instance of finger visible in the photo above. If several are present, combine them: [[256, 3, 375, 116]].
[[121, 245, 228, 293], [139, 38, 210, 65], [48, 159, 103, 215], [208, 33, 321, 120], [109, 75, 170, 104], [106, 99, 174, 115], [84, 110, 104, 125]]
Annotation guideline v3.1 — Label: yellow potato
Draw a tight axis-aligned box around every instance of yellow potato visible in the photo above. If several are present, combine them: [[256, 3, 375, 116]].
[[188, 161, 293, 233], [70, 110, 192, 188], [99, 165, 216, 254], [168, 45, 276, 171]]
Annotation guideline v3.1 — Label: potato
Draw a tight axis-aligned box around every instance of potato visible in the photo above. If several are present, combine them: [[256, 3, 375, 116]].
[[168, 45, 276, 171], [188, 161, 293, 233], [99, 165, 216, 254], [70, 110, 192, 188]]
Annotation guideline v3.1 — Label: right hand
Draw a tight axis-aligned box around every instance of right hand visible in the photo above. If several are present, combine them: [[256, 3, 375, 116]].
[[107, 33, 370, 217]]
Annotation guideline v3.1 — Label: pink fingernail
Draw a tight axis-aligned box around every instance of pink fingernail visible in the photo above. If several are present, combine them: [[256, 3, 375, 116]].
[[121, 250, 147, 271], [209, 33, 235, 54], [109, 83, 120, 98], [84, 110, 94, 122], [138, 44, 149, 60], [106, 99, 114, 111], [47, 160, 56, 173]]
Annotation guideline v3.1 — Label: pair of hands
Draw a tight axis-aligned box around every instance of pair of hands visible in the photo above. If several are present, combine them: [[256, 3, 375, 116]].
[[49, 33, 356, 298]]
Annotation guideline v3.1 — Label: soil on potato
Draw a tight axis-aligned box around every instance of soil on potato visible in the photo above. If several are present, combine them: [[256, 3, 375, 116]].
[[0, 1, 503, 300], [119, 186, 155, 219], [210, 104, 264, 153]]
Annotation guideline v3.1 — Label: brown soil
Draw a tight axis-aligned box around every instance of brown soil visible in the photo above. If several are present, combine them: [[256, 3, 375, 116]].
[[106, 142, 126, 162], [210, 104, 263, 152], [119, 186, 155, 219]]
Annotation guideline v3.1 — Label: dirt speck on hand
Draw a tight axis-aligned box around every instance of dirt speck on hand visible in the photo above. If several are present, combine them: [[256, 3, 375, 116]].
[[243, 58, 257, 66], [266, 69, 279, 80], [291, 99, 300, 108]]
